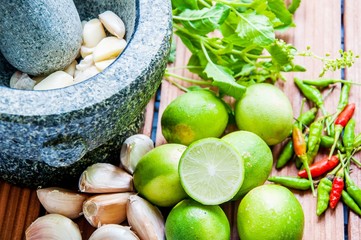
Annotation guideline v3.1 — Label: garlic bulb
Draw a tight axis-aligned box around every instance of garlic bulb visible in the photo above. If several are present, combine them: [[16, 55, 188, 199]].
[[89, 224, 140, 240], [83, 192, 132, 227], [36, 187, 87, 219], [120, 134, 154, 174], [79, 163, 133, 193], [25, 214, 82, 240], [126, 195, 165, 240]]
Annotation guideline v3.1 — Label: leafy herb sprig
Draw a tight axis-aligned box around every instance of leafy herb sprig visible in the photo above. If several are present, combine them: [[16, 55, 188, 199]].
[[167, 0, 358, 99]]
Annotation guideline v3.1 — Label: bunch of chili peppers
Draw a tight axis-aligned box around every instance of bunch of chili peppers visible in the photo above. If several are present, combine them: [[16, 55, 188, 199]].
[[269, 78, 361, 216]]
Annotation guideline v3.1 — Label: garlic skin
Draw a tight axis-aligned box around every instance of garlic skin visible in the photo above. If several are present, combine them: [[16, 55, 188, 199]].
[[120, 134, 154, 174], [126, 195, 165, 240], [36, 187, 87, 219], [89, 224, 140, 240], [83, 192, 132, 228], [79, 163, 133, 193], [25, 213, 82, 240], [9, 71, 36, 90]]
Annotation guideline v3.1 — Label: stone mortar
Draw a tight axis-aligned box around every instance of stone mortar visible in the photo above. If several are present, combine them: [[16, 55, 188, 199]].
[[0, 0, 172, 188]]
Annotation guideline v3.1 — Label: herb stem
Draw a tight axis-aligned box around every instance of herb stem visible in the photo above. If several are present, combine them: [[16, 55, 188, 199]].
[[165, 71, 212, 85], [165, 78, 189, 92], [198, 0, 212, 7], [213, 0, 250, 7]]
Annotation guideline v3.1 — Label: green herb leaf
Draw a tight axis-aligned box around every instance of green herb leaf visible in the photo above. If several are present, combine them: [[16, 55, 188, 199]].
[[236, 12, 275, 47], [174, 30, 200, 54], [267, 0, 294, 29], [204, 63, 246, 99], [172, 0, 199, 11], [267, 40, 297, 67], [168, 37, 177, 63], [288, 0, 302, 14], [176, 3, 230, 35]]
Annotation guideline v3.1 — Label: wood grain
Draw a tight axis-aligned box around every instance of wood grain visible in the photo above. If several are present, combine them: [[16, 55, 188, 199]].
[[344, 0, 361, 239], [274, 1, 344, 240], [0, 1, 358, 239]]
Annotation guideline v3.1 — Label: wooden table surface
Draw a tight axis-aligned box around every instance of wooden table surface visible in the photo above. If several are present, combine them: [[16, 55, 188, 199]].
[[1, 1, 361, 239]]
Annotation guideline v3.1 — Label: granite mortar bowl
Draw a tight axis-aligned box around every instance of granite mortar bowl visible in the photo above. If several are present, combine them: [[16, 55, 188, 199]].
[[0, 0, 172, 188]]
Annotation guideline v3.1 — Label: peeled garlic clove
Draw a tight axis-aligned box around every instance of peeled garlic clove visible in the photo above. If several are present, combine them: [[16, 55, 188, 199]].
[[93, 37, 126, 62], [99, 10, 126, 39], [94, 58, 116, 71], [120, 134, 154, 174], [73, 66, 99, 83], [80, 45, 94, 58], [126, 195, 165, 240], [25, 213, 82, 240], [64, 60, 77, 77], [89, 224, 140, 240], [9, 71, 36, 90], [76, 54, 94, 71], [83, 192, 132, 228], [79, 163, 133, 193], [83, 18, 106, 48], [33, 71, 73, 90], [36, 187, 88, 219], [32, 75, 47, 84]]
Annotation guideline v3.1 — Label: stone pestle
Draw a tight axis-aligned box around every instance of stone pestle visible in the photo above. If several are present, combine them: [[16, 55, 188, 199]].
[[0, 0, 82, 76]]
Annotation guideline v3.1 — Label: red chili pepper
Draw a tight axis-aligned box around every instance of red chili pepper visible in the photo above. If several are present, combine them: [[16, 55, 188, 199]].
[[298, 155, 339, 178], [329, 168, 345, 209], [329, 103, 356, 158], [334, 103, 356, 127], [292, 126, 315, 196]]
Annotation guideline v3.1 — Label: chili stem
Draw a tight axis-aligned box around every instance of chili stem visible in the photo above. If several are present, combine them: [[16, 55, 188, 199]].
[[300, 155, 316, 196]]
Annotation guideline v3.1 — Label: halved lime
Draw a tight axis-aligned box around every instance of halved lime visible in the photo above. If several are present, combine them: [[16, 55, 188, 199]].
[[179, 138, 244, 205]]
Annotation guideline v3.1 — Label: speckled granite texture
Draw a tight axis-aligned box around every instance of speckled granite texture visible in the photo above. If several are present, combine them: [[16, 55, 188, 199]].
[[0, 0, 83, 76], [0, 0, 172, 187]]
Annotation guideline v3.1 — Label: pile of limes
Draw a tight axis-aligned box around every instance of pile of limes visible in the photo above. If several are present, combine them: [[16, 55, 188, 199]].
[[131, 84, 304, 240]]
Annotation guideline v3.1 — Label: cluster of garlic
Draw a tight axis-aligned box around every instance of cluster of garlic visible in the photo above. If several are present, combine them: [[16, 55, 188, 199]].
[[10, 10, 126, 91], [26, 134, 159, 240]]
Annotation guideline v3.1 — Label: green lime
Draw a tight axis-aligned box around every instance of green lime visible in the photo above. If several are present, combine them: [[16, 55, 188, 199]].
[[178, 138, 244, 205], [165, 199, 230, 240], [234, 83, 294, 145], [161, 90, 229, 146], [133, 144, 188, 207], [222, 130, 273, 199], [237, 185, 304, 240]]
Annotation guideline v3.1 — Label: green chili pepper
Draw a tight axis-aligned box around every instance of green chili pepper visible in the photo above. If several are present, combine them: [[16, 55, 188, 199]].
[[343, 118, 356, 159], [342, 190, 361, 216], [302, 79, 356, 88], [296, 107, 318, 130], [320, 135, 345, 152], [295, 156, 303, 169], [306, 119, 323, 165], [294, 78, 325, 109], [268, 176, 311, 190], [336, 83, 351, 113], [316, 175, 333, 216], [276, 140, 294, 169], [294, 78, 330, 134], [345, 171, 361, 208], [353, 133, 361, 149]]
